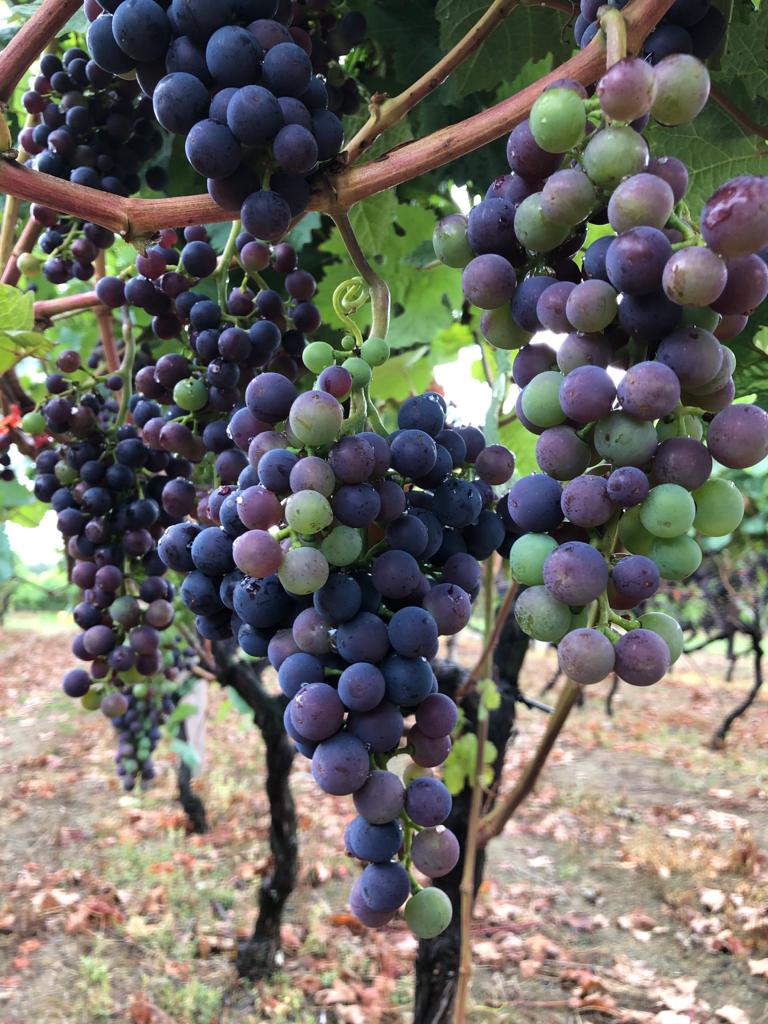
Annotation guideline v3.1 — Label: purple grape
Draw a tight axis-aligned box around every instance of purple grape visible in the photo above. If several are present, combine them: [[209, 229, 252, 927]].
[[561, 475, 614, 527], [706, 404, 768, 469], [405, 777, 452, 827], [344, 816, 402, 862], [606, 466, 649, 507], [536, 426, 591, 480], [543, 541, 609, 605], [617, 361, 681, 421], [359, 861, 410, 913], [422, 583, 471, 636], [338, 663, 386, 712], [559, 364, 616, 424], [652, 438, 712, 490], [700, 176, 768, 257], [655, 328, 722, 390], [512, 343, 556, 387], [614, 628, 670, 686], [411, 826, 460, 878], [461, 253, 516, 309], [557, 628, 615, 685], [611, 555, 660, 604], [311, 733, 370, 795], [415, 693, 458, 739], [711, 255, 768, 315], [605, 227, 672, 295], [347, 701, 404, 753], [353, 770, 405, 824]]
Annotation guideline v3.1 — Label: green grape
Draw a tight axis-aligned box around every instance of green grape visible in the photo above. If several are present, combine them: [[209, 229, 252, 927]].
[[403, 762, 432, 785], [521, 370, 566, 428], [285, 490, 333, 534], [278, 546, 330, 594], [639, 611, 684, 664], [481, 305, 533, 350], [650, 535, 702, 579], [656, 414, 704, 442], [55, 461, 78, 484], [133, 682, 148, 697], [509, 532, 558, 585], [405, 888, 453, 938], [582, 126, 649, 189], [342, 356, 373, 389], [81, 689, 103, 711], [570, 602, 598, 629], [320, 525, 364, 566], [639, 484, 696, 538], [594, 411, 658, 467], [361, 336, 390, 366], [173, 377, 208, 411], [618, 505, 654, 555], [303, 341, 335, 374], [514, 585, 572, 642], [433, 214, 473, 268], [693, 478, 744, 536], [122, 757, 139, 774], [530, 88, 586, 153], [651, 54, 710, 126], [341, 334, 356, 351], [21, 410, 45, 433], [679, 306, 721, 333], [17, 252, 41, 278], [289, 391, 344, 446], [514, 194, 571, 253]]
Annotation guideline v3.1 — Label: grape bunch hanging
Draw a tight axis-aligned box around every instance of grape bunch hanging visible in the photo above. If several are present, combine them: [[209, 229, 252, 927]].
[[435, 52, 768, 689]]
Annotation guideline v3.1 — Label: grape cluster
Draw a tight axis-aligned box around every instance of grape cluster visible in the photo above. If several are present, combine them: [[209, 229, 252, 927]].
[[19, 48, 165, 193], [434, 59, 768, 690], [157, 381, 515, 937], [575, 0, 726, 61], [21, 205, 117, 286], [25, 352, 193, 789], [82, 0, 363, 241]]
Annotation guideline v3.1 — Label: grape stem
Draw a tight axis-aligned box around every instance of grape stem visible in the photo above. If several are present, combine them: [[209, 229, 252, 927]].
[[0, 0, 679, 238], [116, 309, 135, 427], [711, 86, 768, 142], [454, 580, 519, 703], [331, 212, 390, 341], [216, 220, 241, 310], [608, 610, 641, 630], [363, 385, 389, 437], [598, 6, 627, 67], [667, 212, 698, 242], [0, 195, 20, 272], [94, 251, 119, 374]]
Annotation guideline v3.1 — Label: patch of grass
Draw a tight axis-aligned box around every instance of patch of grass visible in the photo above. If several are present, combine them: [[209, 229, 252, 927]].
[[77, 951, 114, 1020], [153, 976, 222, 1023]]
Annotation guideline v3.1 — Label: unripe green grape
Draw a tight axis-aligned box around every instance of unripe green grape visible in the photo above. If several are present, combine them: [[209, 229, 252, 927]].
[[405, 888, 452, 939], [640, 483, 696, 538], [656, 413, 703, 442], [570, 602, 599, 629], [289, 391, 344, 446], [122, 758, 139, 775], [521, 370, 566, 428], [433, 214, 473, 268], [514, 585, 571, 642], [17, 252, 41, 278], [639, 611, 684, 663], [361, 335, 389, 366], [530, 87, 586, 153], [341, 334, 356, 350], [55, 461, 78, 484], [320, 525, 364, 566], [403, 762, 432, 784], [594, 411, 658, 467], [693, 478, 744, 536], [278, 546, 330, 595], [342, 356, 372, 389], [81, 689, 103, 711], [650, 535, 702, 579], [133, 682, 148, 697], [303, 341, 335, 374], [285, 490, 333, 534], [480, 305, 533, 350], [582, 126, 649, 189], [679, 306, 721, 333], [21, 410, 46, 434], [618, 505, 654, 555], [509, 532, 558, 586], [514, 194, 571, 253], [651, 54, 710, 126], [173, 377, 207, 411]]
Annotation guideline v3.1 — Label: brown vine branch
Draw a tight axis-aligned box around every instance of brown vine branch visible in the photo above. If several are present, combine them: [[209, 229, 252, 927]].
[[331, 211, 390, 340], [0, 0, 83, 103], [34, 289, 100, 323], [0, 0, 676, 238], [711, 86, 768, 141], [477, 678, 580, 846], [455, 582, 519, 703], [344, 0, 520, 165], [1, 216, 42, 286]]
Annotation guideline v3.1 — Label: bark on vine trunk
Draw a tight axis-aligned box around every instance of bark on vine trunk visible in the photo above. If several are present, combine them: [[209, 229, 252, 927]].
[[413, 615, 530, 1023], [211, 643, 298, 979], [176, 719, 208, 835]]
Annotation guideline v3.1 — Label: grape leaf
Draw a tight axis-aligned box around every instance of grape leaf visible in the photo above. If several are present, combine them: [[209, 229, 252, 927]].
[[435, 1, 570, 97], [0, 283, 34, 331], [0, 329, 54, 373], [645, 103, 768, 213]]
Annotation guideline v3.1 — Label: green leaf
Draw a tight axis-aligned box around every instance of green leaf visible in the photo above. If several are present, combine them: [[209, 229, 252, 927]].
[[170, 737, 202, 771], [484, 348, 511, 445], [645, 103, 768, 213], [478, 676, 501, 711], [0, 329, 53, 373], [435, 2, 569, 97], [0, 523, 12, 583], [165, 701, 199, 728], [0, 284, 34, 331]]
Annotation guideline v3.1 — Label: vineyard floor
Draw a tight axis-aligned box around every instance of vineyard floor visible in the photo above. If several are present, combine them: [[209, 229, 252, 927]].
[[0, 616, 766, 1024]]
